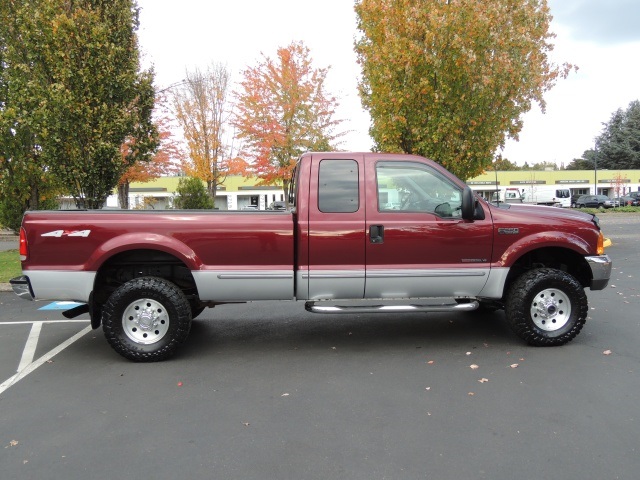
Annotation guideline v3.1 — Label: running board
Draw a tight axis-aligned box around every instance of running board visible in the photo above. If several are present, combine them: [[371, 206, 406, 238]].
[[305, 300, 479, 314]]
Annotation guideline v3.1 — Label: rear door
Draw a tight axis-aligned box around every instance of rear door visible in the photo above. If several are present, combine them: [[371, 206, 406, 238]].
[[306, 154, 366, 300]]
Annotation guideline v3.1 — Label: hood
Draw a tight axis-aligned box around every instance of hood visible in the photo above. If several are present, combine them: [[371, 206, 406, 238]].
[[488, 202, 597, 225]]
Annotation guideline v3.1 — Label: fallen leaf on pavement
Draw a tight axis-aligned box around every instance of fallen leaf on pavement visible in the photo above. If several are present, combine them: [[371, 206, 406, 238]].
[[470, 364, 479, 370], [478, 378, 489, 383], [510, 364, 519, 368], [603, 350, 612, 355]]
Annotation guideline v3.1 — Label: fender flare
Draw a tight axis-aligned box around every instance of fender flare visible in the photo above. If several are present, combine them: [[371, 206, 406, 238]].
[[498, 231, 591, 268], [83, 233, 202, 272]]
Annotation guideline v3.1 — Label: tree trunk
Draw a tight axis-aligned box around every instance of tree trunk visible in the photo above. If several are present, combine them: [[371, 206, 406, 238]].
[[118, 182, 130, 209]]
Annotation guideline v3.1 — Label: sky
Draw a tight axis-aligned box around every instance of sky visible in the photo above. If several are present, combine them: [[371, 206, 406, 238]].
[[135, 0, 640, 167]]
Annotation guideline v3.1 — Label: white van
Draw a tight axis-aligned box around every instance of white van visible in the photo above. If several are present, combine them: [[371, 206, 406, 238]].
[[521, 186, 571, 207], [492, 187, 571, 207]]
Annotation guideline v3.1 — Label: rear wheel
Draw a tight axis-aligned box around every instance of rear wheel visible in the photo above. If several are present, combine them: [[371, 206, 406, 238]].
[[505, 268, 588, 346], [102, 277, 192, 361]]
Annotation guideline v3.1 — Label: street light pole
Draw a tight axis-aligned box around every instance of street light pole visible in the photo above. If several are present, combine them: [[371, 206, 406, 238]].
[[594, 140, 598, 195]]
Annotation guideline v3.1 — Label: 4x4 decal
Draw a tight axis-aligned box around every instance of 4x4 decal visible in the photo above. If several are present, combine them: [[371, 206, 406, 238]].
[[41, 230, 91, 238]]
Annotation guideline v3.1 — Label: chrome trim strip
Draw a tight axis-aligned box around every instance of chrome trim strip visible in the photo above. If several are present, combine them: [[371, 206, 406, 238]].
[[306, 272, 366, 279], [217, 273, 293, 279], [366, 269, 487, 278]]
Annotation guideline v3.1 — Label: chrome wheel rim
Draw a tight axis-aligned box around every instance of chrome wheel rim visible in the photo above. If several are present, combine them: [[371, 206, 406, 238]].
[[122, 298, 170, 344], [530, 288, 571, 332]]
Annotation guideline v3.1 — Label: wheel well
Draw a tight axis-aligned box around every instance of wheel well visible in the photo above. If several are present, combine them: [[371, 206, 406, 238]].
[[92, 249, 199, 308], [503, 247, 592, 298]]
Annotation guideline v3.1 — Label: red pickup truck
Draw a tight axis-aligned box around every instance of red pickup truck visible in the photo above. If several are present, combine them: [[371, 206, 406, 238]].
[[11, 152, 612, 361]]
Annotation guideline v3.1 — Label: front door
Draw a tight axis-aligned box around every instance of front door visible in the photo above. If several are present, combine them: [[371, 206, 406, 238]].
[[364, 158, 493, 298]]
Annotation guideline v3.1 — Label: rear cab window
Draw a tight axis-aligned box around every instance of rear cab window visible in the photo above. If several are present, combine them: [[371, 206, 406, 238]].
[[318, 159, 359, 213]]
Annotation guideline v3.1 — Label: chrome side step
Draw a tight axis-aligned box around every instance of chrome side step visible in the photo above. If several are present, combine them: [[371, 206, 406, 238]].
[[304, 300, 479, 314]]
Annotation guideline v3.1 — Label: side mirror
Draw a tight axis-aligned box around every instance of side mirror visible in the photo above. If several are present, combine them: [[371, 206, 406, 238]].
[[461, 186, 476, 220]]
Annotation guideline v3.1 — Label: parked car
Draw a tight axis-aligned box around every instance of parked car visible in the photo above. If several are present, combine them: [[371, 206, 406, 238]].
[[268, 201, 288, 211], [628, 192, 640, 202], [574, 195, 615, 208], [570, 194, 583, 208], [618, 195, 639, 206]]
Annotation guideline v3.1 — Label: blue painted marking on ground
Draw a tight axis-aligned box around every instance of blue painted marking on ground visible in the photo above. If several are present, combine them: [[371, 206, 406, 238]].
[[38, 301, 84, 311]]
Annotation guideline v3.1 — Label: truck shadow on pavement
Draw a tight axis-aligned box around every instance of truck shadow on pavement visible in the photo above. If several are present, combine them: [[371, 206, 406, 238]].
[[180, 309, 515, 360]]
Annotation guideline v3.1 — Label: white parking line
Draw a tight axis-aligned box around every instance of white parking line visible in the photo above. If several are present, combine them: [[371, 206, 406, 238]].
[[17, 321, 42, 372], [0, 322, 92, 396], [1, 320, 89, 325]]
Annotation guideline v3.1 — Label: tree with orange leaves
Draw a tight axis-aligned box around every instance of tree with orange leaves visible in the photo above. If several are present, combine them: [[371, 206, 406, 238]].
[[172, 63, 231, 207], [355, 0, 574, 180], [233, 41, 343, 200], [117, 93, 180, 208]]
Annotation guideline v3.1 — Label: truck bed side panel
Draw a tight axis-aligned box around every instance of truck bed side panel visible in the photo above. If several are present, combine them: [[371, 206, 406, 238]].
[[21, 211, 294, 302]]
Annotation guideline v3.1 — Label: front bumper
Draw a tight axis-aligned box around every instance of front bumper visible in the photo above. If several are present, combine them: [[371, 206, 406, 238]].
[[9, 275, 34, 300], [585, 255, 612, 290]]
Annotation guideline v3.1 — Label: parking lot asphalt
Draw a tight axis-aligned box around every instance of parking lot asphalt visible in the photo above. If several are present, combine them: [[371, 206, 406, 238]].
[[0, 214, 638, 480]]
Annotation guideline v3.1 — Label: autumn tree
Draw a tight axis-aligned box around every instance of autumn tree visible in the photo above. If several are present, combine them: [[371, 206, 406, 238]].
[[172, 63, 230, 206], [1, 0, 155, 210], [117, 93, 179, 209], [233, 41, 343, 199], [355, 0, 572, 180]]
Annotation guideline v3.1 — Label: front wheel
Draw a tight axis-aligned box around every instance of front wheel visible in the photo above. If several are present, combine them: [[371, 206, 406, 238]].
[[102, 277, 192, 361], [505, 268, 588, 346]]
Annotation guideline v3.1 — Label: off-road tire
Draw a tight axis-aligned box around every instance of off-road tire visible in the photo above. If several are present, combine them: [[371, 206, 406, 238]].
[[102, 277, 192, 361], [505, 268, 588, 346]]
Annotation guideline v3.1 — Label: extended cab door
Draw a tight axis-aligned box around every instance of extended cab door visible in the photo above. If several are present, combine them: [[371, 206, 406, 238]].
[[364, 157, 493, 298], [304, 154, 366, 300]]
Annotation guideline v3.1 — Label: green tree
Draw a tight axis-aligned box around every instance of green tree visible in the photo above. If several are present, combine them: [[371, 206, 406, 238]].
[[527, 161, 558, 171], [173, 177, 214, 209], [591, 101, 640, 170], [564, 156, 595, 170], [491, 155, 520, 171], [0, 0, 62, 230], [1, 0, 155, 210], [355, 0, 572, 180]]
